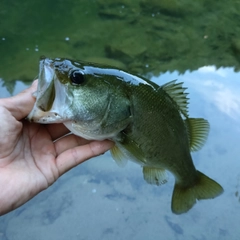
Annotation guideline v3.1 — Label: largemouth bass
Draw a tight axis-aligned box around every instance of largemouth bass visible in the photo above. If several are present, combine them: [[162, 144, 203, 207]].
[[27, 57, 223, 214]]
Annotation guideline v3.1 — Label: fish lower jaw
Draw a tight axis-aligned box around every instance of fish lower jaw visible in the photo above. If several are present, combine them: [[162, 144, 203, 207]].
[[27, 108, 65, 123]]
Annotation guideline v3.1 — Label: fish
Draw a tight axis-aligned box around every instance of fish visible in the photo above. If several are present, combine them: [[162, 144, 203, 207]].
[[27, 57, 224, 214]]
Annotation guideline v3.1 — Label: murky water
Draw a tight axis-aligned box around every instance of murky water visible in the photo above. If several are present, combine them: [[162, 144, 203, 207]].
[[1, 1, 240, 239]]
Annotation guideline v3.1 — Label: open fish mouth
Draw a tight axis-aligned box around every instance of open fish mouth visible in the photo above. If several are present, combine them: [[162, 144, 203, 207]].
[[27, 58, 67, 123]]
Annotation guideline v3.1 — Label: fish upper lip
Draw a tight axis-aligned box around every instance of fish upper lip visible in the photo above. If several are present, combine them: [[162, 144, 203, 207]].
[[41, 58, 54, 68]]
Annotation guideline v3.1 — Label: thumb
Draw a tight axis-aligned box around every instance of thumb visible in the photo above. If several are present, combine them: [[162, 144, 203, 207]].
[[1, 80, 38, 120]]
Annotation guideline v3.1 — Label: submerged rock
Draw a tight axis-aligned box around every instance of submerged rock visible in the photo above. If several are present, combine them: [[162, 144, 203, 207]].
[[106, 36, 147, 63], [83, 56, 126, 70]]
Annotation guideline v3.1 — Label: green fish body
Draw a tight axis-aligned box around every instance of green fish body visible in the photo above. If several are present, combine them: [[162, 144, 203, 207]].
[[28, 57, 223, 214]]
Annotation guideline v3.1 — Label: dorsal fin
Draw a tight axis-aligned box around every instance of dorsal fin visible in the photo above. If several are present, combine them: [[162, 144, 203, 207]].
[[184, 118, 210, 152], [161, 80, 189, 117]]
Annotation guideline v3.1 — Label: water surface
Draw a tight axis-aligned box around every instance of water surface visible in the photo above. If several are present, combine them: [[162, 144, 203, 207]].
[[0, 1, 240, 239]]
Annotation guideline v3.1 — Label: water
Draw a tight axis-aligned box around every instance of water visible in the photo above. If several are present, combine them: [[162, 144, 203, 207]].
[[1, 1, 240, 239]]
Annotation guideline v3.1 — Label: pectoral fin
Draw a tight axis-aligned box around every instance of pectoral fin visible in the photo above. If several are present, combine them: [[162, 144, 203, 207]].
[[111, 131, 147, 167], [143, 166, 168, 186]]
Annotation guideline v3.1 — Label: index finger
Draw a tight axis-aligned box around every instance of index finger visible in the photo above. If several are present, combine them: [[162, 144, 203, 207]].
[[0, 80, 38, 120], [56, 140, 115, 175]]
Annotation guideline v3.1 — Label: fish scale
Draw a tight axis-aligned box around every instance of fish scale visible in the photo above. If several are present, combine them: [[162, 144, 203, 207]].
[[27, 57, 223, 214]]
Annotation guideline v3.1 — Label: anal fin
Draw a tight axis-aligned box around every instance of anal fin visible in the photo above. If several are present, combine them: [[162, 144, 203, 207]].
[[143, 166, 168, 186]]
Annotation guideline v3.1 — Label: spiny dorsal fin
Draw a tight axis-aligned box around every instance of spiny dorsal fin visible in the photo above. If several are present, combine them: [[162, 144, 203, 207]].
[[161, 80, 189, 117], [143, 166, 168, 186], [110, 145, 128, 167], [185, 118, 210, 152]]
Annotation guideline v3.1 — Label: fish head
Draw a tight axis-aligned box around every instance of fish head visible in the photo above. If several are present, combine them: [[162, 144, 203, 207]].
[[27, 57, 132, 140]]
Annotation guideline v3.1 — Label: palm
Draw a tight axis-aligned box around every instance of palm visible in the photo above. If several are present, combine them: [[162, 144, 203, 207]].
[[1, 119, 60, 193], [0, 81, 113, 215], [0, 108, 87, 213]]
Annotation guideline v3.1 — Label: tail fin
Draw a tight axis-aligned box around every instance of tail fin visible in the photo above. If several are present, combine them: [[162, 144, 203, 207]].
[[171, 171, 223, 214]]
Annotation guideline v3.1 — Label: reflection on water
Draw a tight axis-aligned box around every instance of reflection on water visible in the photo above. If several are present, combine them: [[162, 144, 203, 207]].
[[1, 0, 240, 239], [235, 175, 240, 203], [1, 67, 240, 240]]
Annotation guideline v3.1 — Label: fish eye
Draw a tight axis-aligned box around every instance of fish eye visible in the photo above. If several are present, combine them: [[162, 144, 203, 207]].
[[70, 70, 85, 85]]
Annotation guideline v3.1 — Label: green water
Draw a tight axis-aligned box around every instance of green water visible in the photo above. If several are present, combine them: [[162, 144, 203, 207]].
[[1, 0, 240, 92]]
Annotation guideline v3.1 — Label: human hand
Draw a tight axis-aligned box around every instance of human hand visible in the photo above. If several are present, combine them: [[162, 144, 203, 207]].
[[0, 80, 114, 215]]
